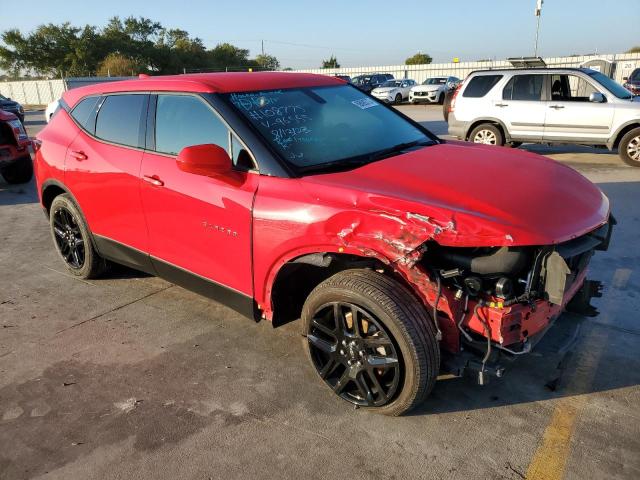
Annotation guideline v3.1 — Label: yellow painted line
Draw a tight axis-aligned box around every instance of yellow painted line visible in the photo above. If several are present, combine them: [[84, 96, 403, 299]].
[[526, 268, 629, 480]]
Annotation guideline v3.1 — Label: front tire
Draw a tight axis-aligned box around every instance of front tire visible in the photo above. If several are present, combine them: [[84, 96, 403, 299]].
[[438, 92, 445, 104], [50, 194, 106, 279], [394, 93, 402, 105], [302, 269, 439, 416], [469, 123, 504, 146], [619, 127, 640, 167], [0, 155, 33, 184]]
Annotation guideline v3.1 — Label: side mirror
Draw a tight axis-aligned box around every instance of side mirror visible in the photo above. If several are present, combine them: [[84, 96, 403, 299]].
[[623, 77, 628, 81], [589, 92, 606, 103], [176, 143, 232, 177]]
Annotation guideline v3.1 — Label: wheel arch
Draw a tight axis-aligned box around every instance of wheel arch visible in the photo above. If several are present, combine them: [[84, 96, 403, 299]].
[[609, 121, 640, 149], [41, 179, 75, 217], [465, 118, 510, 142], [265, 246, 423, 327]]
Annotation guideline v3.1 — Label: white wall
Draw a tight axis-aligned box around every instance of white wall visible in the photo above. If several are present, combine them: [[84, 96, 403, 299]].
[[2, 53, 639, 105]]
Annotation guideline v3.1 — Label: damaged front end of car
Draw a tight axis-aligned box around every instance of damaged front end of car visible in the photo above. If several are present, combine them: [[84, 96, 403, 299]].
[[401, 218, 615, 385], [329, 203, 615, 385]]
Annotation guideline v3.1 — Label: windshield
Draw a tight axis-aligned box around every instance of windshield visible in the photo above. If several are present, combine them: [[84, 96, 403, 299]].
[[587, 71, 633, 99], [0, 94, 7, 101], [423, 78, 446, 85], [380, 80, 402, 88], [224, 85, 435, 174]]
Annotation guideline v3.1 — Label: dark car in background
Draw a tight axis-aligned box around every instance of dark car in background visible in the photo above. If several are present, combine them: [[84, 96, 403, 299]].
[[334, 74, 352, 83], [0, 94, 25, 123], [623, 68, 640, 96], [351, 73, 394, 93], [0, 109, 33, 184]]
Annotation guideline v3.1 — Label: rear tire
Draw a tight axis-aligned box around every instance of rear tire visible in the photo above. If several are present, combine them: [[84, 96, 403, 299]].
[[469, 123, 504, 146], [302, 269, 439, 416], [0, 155, 33, 184], [619, 127, 640, 167], [50, 194, 106, 279]]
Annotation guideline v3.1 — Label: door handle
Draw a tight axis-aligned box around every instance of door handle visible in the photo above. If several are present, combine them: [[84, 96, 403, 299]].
[[70, 150, 88, 160], [549, 105, 565, 109], [495, 103, 509, 107], [143, 175, 164, 187]]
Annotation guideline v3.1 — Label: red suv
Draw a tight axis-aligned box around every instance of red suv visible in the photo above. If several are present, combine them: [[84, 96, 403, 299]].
[[35, 73, 613, 415]]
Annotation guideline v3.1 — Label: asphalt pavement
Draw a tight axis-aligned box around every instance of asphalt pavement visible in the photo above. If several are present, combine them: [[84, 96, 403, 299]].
[[1, 108, 638, 480]]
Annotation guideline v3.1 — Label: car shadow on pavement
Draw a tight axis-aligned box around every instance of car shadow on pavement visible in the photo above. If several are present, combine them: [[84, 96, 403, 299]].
[[0, 178, 39, 206], [411, 180, 640, 416]]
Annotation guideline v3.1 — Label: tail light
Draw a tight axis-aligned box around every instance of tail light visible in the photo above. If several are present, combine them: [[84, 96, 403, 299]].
[[8, 119, 28, 144], [449, 84, 463, 113]]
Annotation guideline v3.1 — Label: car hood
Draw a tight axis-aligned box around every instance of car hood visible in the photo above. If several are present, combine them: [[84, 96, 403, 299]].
[[301, 142, 609, 250], [412, 85, 441, 92]]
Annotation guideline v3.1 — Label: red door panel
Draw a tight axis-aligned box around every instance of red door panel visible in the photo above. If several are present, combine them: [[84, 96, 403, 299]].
[[140, 151, 258, 296], [65, 131, 147, 252]]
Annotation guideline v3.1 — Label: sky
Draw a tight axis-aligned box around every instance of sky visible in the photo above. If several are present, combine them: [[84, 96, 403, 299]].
[[1, 0, 638, 69]]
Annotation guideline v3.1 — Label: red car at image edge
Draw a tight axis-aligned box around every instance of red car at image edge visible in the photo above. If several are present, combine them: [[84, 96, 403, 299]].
[[0, 109, 33, 184], [34, 72, 614, 415]]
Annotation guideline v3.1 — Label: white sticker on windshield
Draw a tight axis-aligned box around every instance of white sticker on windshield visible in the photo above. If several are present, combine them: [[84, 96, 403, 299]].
[[351, 98, 378, 109]]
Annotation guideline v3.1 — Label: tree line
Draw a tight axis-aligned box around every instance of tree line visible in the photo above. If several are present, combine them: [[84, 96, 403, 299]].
[[0, 17, 280, 79]]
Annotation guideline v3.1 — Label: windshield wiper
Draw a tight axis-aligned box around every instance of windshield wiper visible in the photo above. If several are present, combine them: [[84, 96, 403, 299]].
[[297, 139, 435, 175], [367, 139, 434, 162]]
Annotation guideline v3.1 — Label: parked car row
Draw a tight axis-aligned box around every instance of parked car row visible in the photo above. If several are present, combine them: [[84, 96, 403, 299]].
[[346, 73, 461, 105]]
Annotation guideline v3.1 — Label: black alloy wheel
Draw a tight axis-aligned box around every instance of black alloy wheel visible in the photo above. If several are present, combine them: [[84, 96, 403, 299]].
[[49, 194, 106, 278], [307, 301, 401, 407], [52, 206, 85, 269]]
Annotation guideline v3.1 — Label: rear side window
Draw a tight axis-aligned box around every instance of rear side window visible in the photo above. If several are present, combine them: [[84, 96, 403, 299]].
[[155, 94, 229, 156], [70, 96, 100, 132], [462, 75, 503, 97], [95, 94, 147, 148], [502, 74, 544, 101]]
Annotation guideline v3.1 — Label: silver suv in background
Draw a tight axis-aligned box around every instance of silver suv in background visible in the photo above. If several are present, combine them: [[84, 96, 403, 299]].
[[448, 68, 640, 166]]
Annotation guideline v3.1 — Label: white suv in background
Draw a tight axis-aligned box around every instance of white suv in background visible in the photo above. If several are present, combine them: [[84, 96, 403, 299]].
[[370, 79, 417, 104], [410, 76, 460, 104], [448, 68, 640, 166]]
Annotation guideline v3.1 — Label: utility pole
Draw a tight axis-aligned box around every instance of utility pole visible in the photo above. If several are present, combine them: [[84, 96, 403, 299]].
[[261, 40, 265, 56], [534, 0, 543, 57]]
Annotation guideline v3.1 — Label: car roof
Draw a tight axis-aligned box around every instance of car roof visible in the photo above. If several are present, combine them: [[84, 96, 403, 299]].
[[62, 72, 345, 106]]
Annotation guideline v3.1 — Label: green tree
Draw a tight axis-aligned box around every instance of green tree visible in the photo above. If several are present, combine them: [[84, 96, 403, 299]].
[[254, 54, 280, 70], [627, 46, 640, 54], [404, 52, 433, 65], [405, 52, 433, 65], [207, 43, 252, 70], [322, 55, 340, 69], [0, 18, 280, 77], [96, 52, 143, 76]]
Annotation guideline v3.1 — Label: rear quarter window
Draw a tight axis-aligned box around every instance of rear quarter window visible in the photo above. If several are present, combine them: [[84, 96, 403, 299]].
[[70, 96, 100, 133], [95, 94, 147, 148], [462, 75, 503, 98]]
